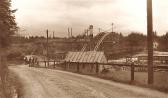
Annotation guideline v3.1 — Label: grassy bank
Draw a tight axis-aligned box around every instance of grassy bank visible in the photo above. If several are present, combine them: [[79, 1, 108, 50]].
[[98, 69, 168, 92], [0, 70, 23, 98]]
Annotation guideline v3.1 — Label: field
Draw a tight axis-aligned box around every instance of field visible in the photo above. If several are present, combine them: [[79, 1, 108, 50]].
[[100, 67, 168, 91]]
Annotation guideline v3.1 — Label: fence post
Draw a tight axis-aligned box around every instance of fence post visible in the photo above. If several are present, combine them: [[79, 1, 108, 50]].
[[37, 61, 39, 67], [131, 63, 135, 82], [44, 61, 46, 68], [64, 61, 67, 70], [77, 62, 80, 73], [96, 62, 99, 74], [53, 60, 56, 68], [48, 61, 50, 68]]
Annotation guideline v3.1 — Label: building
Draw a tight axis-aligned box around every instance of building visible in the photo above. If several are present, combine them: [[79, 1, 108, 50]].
[[137, 51, 168, 64], [64, 51, 107, 74]]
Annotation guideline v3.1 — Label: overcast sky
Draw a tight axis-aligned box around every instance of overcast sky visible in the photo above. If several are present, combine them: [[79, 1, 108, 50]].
[[12, 0, 168, 37]]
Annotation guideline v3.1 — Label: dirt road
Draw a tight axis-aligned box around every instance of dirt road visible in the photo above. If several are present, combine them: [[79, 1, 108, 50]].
[[10, 65, 168, 98]]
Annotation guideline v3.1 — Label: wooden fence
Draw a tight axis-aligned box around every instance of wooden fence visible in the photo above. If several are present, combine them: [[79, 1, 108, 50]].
[[28, 60, 168, 82]]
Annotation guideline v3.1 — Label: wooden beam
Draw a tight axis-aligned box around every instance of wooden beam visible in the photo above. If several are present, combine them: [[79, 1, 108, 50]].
[[147, 0, 154, 84]]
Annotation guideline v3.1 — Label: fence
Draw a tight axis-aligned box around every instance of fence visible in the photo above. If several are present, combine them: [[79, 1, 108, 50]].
[[28, 59, 168, 83]]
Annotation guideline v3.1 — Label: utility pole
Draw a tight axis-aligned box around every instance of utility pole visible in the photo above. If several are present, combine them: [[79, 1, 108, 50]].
[[86, 29, 89, 37], [147, 0, 154, 84], [46, 29, 49, 67]]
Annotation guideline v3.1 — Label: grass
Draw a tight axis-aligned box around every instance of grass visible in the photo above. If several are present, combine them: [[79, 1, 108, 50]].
[[0, 70, 23, 98], [99, 68, 168, 92], [52, 64, 168, 92]]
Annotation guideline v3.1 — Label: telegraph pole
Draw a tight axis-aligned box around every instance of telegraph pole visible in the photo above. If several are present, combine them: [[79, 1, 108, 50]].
[[46, 29, 49, 67], [147, 0, 154, 84]]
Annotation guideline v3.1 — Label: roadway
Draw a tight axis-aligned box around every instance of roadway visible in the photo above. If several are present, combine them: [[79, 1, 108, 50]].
[[10, 65, 168, 98]]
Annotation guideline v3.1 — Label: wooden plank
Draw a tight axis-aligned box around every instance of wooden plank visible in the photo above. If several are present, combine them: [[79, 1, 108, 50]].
[[86, 51, 93, 63], [96, 62, 99, 74], [72, 52, 80, 62], [70, 52, 77, 62], [89, 51, 97, 63]]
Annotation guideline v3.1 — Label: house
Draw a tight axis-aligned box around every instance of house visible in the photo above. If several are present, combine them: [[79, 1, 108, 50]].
[[64, 51, 107, 74], [137, 51, 168, 64]]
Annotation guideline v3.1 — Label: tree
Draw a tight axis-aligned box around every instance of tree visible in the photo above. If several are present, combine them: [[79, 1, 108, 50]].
[[159, 32, 168, 51], [0, 0, 17, 48], [0, 0, 17, 85], [125, 33, 146, 56]]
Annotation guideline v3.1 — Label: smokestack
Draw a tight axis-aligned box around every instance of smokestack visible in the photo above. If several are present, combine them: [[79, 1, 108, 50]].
[[86, 29, 89, 37], [89, 25, 93, 35], [89, 25, 93, 38], [53, 31, 55, 39], [71, 28, 73, 37], [68, 28, 70, 38], [112, 23, 114, 33], [99, 28, 101, 33]]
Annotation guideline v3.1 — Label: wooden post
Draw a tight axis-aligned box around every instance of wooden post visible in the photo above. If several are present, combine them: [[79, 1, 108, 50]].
[[54, 60, 56, 68], [147, 0, 154, 84], [37, 61, 39, 67], [64, 61, 67, 70], [44, 61, 46, 68], [46, 30, 49, 68], [131, 63, 135, 82], [64, 61, 66, 70], [96, 62, 99, 74], [77, 62, 80, 73], [28, 59, 31, 67]]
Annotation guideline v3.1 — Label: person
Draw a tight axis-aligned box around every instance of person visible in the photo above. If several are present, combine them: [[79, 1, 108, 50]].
[[32, 58, 35, 67], [35, 58, 38, 67], [37, 60, 39, 67], [24, 56, 28, 64], [28, 57, 32, 67]]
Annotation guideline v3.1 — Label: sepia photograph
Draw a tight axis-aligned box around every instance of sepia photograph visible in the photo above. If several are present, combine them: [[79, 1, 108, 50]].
[[0, 0, 168, 98]]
